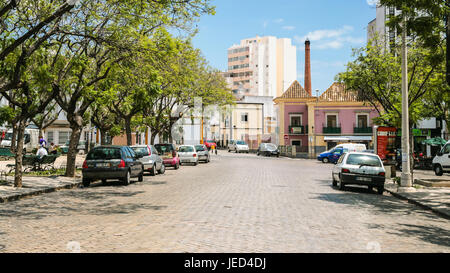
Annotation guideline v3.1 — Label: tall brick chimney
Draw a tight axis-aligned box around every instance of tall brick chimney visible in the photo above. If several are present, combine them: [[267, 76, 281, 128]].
[[304, 39, 312, 96]]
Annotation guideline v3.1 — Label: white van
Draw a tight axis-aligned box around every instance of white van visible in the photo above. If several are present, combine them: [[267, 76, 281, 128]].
[[334, 143, 367, 153], [1, 128, 40, 153], [432, 140, 450, 176]]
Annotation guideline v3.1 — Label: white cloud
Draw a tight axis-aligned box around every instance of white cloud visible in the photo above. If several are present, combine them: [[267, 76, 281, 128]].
[[367, 0, 378, 6], [282, 26, 295, 31], [293, 25, 365, 50], [298, 25, 353, 42], [274, 18, 284, 24]]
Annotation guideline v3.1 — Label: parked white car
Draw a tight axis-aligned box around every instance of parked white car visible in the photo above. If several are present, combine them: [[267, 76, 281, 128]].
[[131, 145, 165, 176], [332, 152, 386, 194], [178, 145, 199, 166], [228, 140, 249, 153], [432, 141, 450, 176]]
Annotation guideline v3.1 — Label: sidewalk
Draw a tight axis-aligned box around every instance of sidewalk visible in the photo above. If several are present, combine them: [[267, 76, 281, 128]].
[[0, 176, 81, 203], [385, 170, 450, 219], [0, 155, 85, 203]]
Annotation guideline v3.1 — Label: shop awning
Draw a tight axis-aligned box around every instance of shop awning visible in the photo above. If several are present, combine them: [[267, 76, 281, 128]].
[[324, 136, 372, 142]]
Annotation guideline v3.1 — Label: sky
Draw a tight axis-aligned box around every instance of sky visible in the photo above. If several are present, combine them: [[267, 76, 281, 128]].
[[192, 0, 378, 95]]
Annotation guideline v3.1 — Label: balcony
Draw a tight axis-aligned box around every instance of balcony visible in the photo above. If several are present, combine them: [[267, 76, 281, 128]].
[[323, 127, 341, 134], [354, 127, 373, 134], [288, 126, 308, 135]]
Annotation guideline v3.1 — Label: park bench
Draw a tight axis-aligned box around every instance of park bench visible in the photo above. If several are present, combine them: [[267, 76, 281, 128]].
[[6, 155, 37, 173], [38, 154, 59, 170], [0, 147, 15, 160]]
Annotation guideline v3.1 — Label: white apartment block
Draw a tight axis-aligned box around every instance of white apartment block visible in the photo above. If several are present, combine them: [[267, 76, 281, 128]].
[[226, 36, 296, 99]]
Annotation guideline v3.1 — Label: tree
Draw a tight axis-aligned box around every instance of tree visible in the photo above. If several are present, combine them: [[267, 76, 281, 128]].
[[379, 0, 450, 133], [0, 0, 79, 93], [336, 37, 445, 127], [141, 37, 234, 144], [47, 0, 214, 177], [30, 101, 61, 139]]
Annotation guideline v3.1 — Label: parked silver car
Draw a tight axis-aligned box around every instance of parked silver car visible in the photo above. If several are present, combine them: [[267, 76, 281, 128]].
[[178, 145, 199, 166], [332, 152, 386, 194], [195, 144, 210, 163], [131, 145, 165, 176], [228, 140, 249, 153]]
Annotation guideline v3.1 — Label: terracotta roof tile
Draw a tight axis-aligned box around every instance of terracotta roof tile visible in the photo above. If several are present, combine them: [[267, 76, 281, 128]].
[[280, 81, 312, 99], [319, 83, 363, 102]]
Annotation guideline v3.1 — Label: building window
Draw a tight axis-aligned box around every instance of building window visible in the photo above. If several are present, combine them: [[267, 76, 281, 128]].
[[47, 131, 54, 143], [59, 131, 70, 145], [241, 113, 249, 122], [356, 114, 369, 128], [326, 114, 338, 128], [290, 115, 302, 126]]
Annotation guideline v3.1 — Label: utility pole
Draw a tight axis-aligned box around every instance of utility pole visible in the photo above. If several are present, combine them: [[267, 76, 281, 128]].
[[400, 14, 414, 192]]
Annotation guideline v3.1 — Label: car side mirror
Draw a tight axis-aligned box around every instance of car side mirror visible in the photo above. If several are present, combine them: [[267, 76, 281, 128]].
[[437, 152, 443, 157]]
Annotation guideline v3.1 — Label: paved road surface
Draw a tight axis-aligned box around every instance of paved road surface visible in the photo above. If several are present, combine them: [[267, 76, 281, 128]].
[[0, 151, 449, 253]]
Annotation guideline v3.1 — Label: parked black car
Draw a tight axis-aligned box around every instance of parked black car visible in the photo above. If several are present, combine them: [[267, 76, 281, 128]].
[[82, 146, 144, 187], [257, 143, 280, 157]]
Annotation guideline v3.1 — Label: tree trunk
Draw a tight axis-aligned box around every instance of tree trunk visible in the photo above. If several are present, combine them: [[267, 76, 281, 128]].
[[150, 131, 157, 145], [14, 119, 26, 188], [65, 125, 82, 177], [10, 121, 17, 153], [125, 117, 132, 146], [100, 128, 108, 145]]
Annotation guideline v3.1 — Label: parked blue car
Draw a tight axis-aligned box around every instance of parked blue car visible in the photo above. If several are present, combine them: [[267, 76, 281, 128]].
[[317, 147, 345, 164]]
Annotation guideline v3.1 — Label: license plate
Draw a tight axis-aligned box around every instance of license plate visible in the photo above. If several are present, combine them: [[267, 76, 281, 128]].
[[96, 163, 110, 168], [357, 177, 372, 182]]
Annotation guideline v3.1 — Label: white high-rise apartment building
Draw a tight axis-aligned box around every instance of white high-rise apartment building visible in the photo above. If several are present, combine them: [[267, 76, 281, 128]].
[[226, 36, 297, 99]]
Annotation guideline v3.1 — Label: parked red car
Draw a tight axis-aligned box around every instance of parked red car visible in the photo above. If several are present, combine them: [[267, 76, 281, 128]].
[[154, 144, 180, 169], [204, 140, 217, 150]]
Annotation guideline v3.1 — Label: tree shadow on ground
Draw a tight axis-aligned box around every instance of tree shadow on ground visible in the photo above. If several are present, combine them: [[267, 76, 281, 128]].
[[0, 180, 168, 220], [313, 180, 443, 220], [386, 224, 450, 248], [312, 179, 450, 248]]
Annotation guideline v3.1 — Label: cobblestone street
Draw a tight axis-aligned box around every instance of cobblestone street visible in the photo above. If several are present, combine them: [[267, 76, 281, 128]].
[[0, 151, 449, 253]]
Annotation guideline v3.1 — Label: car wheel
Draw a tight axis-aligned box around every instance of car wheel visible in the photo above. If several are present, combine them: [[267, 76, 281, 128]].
[[122, 171, 131, 186], [256, 152, 260, 156], [194, 161, 198, 166], [228, 149, 231, 153], [150, 164, 156, 176], [82, 178, 91, 187], [338, 175, 345, 191], [434, 164, 444, 176], [138, 168, 144, 182], [368, 186, 373, 192], [101, 179, 107, 185], [323, 158, 330, 164], [158, 164, 165, 174], [175, 162, 180, 169], [377, 186, 384, 195]]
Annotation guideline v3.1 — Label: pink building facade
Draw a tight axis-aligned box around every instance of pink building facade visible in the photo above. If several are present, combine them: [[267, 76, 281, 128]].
[[275, 82, 380, 157]]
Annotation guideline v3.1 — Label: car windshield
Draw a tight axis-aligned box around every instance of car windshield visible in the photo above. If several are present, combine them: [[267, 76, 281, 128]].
[[132, 147, 148, 157], [155, 144, 173, 154], [346, 154, 382, 167], [87, 148, 122, 160], [266, 144, 277, 150], [3, 133, 12, 141], [236, 141, 246, 145], [195, 145, 205, 151], [179, 146, 194, 153]]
